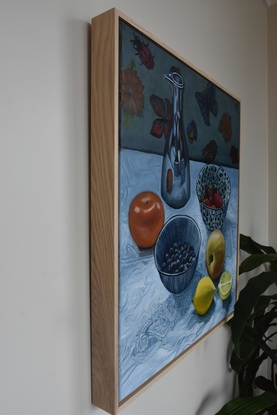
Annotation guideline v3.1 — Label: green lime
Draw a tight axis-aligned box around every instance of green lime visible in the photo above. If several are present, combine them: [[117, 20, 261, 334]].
[[218, 271, 232, 300]]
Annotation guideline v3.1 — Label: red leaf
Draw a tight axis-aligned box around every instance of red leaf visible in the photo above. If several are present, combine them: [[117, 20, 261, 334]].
[[150, 94, 165, 118], [150, 119, 165, 138]]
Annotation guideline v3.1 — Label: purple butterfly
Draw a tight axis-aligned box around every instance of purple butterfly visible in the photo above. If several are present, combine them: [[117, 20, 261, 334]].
[[195, 82, 218, 126]]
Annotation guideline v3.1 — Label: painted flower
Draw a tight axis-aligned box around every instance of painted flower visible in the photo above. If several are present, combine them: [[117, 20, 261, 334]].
[[121, 68, 144, 116], [219, 112, 232, 142]]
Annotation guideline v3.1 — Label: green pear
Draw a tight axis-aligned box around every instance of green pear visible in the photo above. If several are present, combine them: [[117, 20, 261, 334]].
[[205, 229, 225, 280]]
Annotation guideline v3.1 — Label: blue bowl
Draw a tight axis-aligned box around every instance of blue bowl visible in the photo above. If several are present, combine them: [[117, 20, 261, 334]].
[[154, 215, 201, 294], [196, 164, 231, 231]]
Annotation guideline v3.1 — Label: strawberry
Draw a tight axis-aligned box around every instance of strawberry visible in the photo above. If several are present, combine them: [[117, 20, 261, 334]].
[[213, 193, 223, 208], [203, 198, 211, 206], [202, 184, 223, 208], [210, 185, 216, 196]]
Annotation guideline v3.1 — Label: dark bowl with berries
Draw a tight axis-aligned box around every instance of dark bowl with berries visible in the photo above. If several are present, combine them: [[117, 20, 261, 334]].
[[196, 164, 231, 231], [154, 215, 201, 294]]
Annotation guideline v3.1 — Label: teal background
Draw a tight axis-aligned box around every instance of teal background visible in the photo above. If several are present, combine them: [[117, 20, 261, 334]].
[[119, 20, 240, 168]]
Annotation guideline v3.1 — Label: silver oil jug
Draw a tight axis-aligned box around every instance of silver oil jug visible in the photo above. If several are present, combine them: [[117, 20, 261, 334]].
[[161, 71, 190, 209]]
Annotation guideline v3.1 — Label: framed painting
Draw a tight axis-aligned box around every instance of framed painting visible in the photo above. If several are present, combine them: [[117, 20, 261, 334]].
[[90, 8, 240, 414]]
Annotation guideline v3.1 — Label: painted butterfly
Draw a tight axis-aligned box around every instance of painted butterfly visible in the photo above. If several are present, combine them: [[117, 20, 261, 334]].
[[150, 94, 172, 138], [202, 139, 218, 164], [195, 82, 218, 126], [186, 120, 197, 143]]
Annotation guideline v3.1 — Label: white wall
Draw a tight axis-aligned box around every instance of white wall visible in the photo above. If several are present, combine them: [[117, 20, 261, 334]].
[[268, 4, 277, 248], [0, 1, 268, 415]]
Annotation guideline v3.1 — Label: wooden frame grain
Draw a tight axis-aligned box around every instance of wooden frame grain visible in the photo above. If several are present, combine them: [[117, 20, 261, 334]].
[[91, 8, 119, 415], [90, 8, 240, 414]]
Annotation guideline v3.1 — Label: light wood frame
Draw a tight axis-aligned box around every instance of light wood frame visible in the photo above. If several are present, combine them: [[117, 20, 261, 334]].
[[90, 8, 240, 414], [91, 8, 119, 414]]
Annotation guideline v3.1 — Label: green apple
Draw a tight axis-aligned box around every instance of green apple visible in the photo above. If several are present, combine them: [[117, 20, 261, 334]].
[[205, 229, 225, 280]]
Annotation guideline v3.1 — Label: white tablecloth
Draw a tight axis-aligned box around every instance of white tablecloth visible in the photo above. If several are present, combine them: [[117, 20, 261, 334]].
[[119, 148, 239, 401]]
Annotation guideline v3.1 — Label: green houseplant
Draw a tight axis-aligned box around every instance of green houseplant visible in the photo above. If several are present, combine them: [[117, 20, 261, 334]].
[[215, 233, 277, 415]]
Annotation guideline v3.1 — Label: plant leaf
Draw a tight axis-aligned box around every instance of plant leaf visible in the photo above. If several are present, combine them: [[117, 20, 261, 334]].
[[265, 329, 277, 342], [239, 253, 277, 275], [231, 272, 277, 356], [229, 334, 259, 374], [244, 324, 277, 365], [240, 234, 276, 255], [251, 295, 276, 324], [240, 349, 268, 397], [215, 392, 277, 415], [255, 376, 277, 393], [271, 263, 277, 273], [254, 307, 277, 338]]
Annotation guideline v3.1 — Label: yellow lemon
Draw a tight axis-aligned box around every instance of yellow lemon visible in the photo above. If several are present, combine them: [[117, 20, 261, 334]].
[[193, 276, 216, 315], [218, 270, 232, 300]]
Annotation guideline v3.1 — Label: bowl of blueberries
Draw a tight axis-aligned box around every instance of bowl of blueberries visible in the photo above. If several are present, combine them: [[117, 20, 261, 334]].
[[154, 215, 201, 294]]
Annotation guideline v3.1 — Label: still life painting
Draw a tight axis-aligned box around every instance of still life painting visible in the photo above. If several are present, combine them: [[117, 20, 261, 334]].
[[118, 18, 240, 402], [90, 8, 240, 414]]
